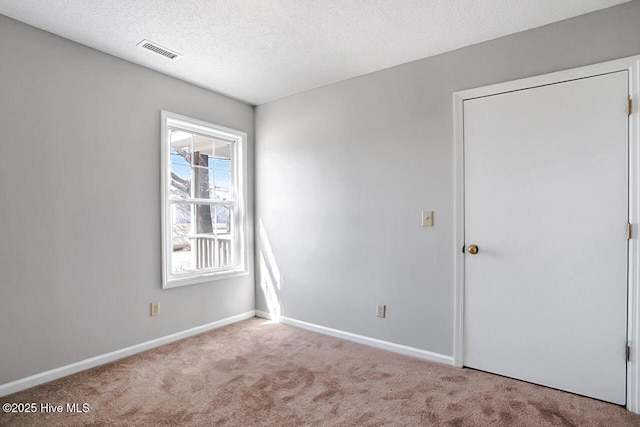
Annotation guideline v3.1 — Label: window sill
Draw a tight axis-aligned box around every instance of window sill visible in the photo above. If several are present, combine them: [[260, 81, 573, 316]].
[[163, 267, 249, 289]]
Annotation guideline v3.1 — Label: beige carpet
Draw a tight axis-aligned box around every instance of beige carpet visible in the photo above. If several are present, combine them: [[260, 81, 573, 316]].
[[1, 318, 639, 426]]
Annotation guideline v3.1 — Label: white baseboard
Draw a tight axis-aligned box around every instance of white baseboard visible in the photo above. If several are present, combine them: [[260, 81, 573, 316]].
[[280, 316, 454, 366], [0, 310, 256, 397], [1, 310, 453, 397]]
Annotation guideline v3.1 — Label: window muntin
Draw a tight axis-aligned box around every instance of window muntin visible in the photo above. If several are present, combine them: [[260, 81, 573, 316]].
[[161, 112, 247, 288]]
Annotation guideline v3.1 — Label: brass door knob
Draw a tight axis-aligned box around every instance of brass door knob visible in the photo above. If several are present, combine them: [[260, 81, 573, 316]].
[[467, 244, 479, 254]]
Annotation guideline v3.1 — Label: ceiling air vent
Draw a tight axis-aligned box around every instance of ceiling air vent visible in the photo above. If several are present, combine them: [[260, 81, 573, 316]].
[[136, 39, 180, 59]]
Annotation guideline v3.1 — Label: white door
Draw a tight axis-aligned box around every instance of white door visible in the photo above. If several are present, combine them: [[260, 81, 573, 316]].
[[463, 71, 629, 404]]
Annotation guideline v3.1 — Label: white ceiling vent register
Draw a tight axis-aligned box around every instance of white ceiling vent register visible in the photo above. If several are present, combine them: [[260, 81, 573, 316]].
[[136, 39, 180, 59]]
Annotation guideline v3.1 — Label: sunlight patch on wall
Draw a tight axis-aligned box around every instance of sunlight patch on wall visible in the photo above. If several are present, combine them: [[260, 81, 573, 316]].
[[258, 218, 282, 321]]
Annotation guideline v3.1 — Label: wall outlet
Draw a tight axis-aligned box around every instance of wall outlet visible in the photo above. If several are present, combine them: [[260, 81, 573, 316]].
[[150, 302, 159, 317], [377, 304, 386, 318]]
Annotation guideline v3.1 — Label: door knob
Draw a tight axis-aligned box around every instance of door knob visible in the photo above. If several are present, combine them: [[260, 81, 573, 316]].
[[467, 244, 479, 254]]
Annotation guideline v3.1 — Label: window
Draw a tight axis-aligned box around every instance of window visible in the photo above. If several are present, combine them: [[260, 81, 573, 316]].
[[161, 111, 248, 288]]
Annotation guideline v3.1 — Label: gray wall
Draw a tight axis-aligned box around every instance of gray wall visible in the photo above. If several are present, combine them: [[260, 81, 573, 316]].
[[255, 1, 640, 356], [0, 15, 255, 384]]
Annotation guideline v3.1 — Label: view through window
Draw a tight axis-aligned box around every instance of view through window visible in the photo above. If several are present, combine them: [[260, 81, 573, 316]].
[[161, 112, 247, 288]]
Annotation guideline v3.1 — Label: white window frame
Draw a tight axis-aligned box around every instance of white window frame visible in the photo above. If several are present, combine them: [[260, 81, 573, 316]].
[[161, 111, 248, 288]]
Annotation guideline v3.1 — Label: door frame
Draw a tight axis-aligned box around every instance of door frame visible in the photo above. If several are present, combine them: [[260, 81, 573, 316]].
[[453, 55, 640, 412]]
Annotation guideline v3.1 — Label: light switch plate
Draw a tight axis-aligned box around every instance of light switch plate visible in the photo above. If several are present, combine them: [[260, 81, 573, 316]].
[[422, 210, 434, 227]]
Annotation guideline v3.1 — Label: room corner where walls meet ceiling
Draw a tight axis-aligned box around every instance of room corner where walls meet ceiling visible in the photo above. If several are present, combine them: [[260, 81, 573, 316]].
[[0, 0, 631, 105]]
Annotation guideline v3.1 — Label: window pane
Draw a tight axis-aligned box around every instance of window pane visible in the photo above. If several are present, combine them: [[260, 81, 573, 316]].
[[171, 204, 192, 239], [215, 205, 231, 235], [170, 164, 191, 199], [214, 141, 232, 166], [213, 141, 232, 200], [194, 204, 216, 236], [189, 204, 233, 269], [193, 135, 214, 168], [216, 206, 232, 266], [171, 238, 193, 273], [193, 166, 213, 199], [171, 203, 193, 274], [193, 204, 217, 267], [170, 130, 191, 165], [214, 170, 231, 200], [193, 235, 217, 269], [216, 236, 232, 267]]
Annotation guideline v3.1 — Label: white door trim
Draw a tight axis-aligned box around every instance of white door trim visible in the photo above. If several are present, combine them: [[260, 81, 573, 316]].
[[453, 55, 640, 413]]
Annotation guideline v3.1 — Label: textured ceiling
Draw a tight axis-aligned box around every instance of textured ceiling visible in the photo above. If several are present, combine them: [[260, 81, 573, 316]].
[[0, 0, 631, 105]]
